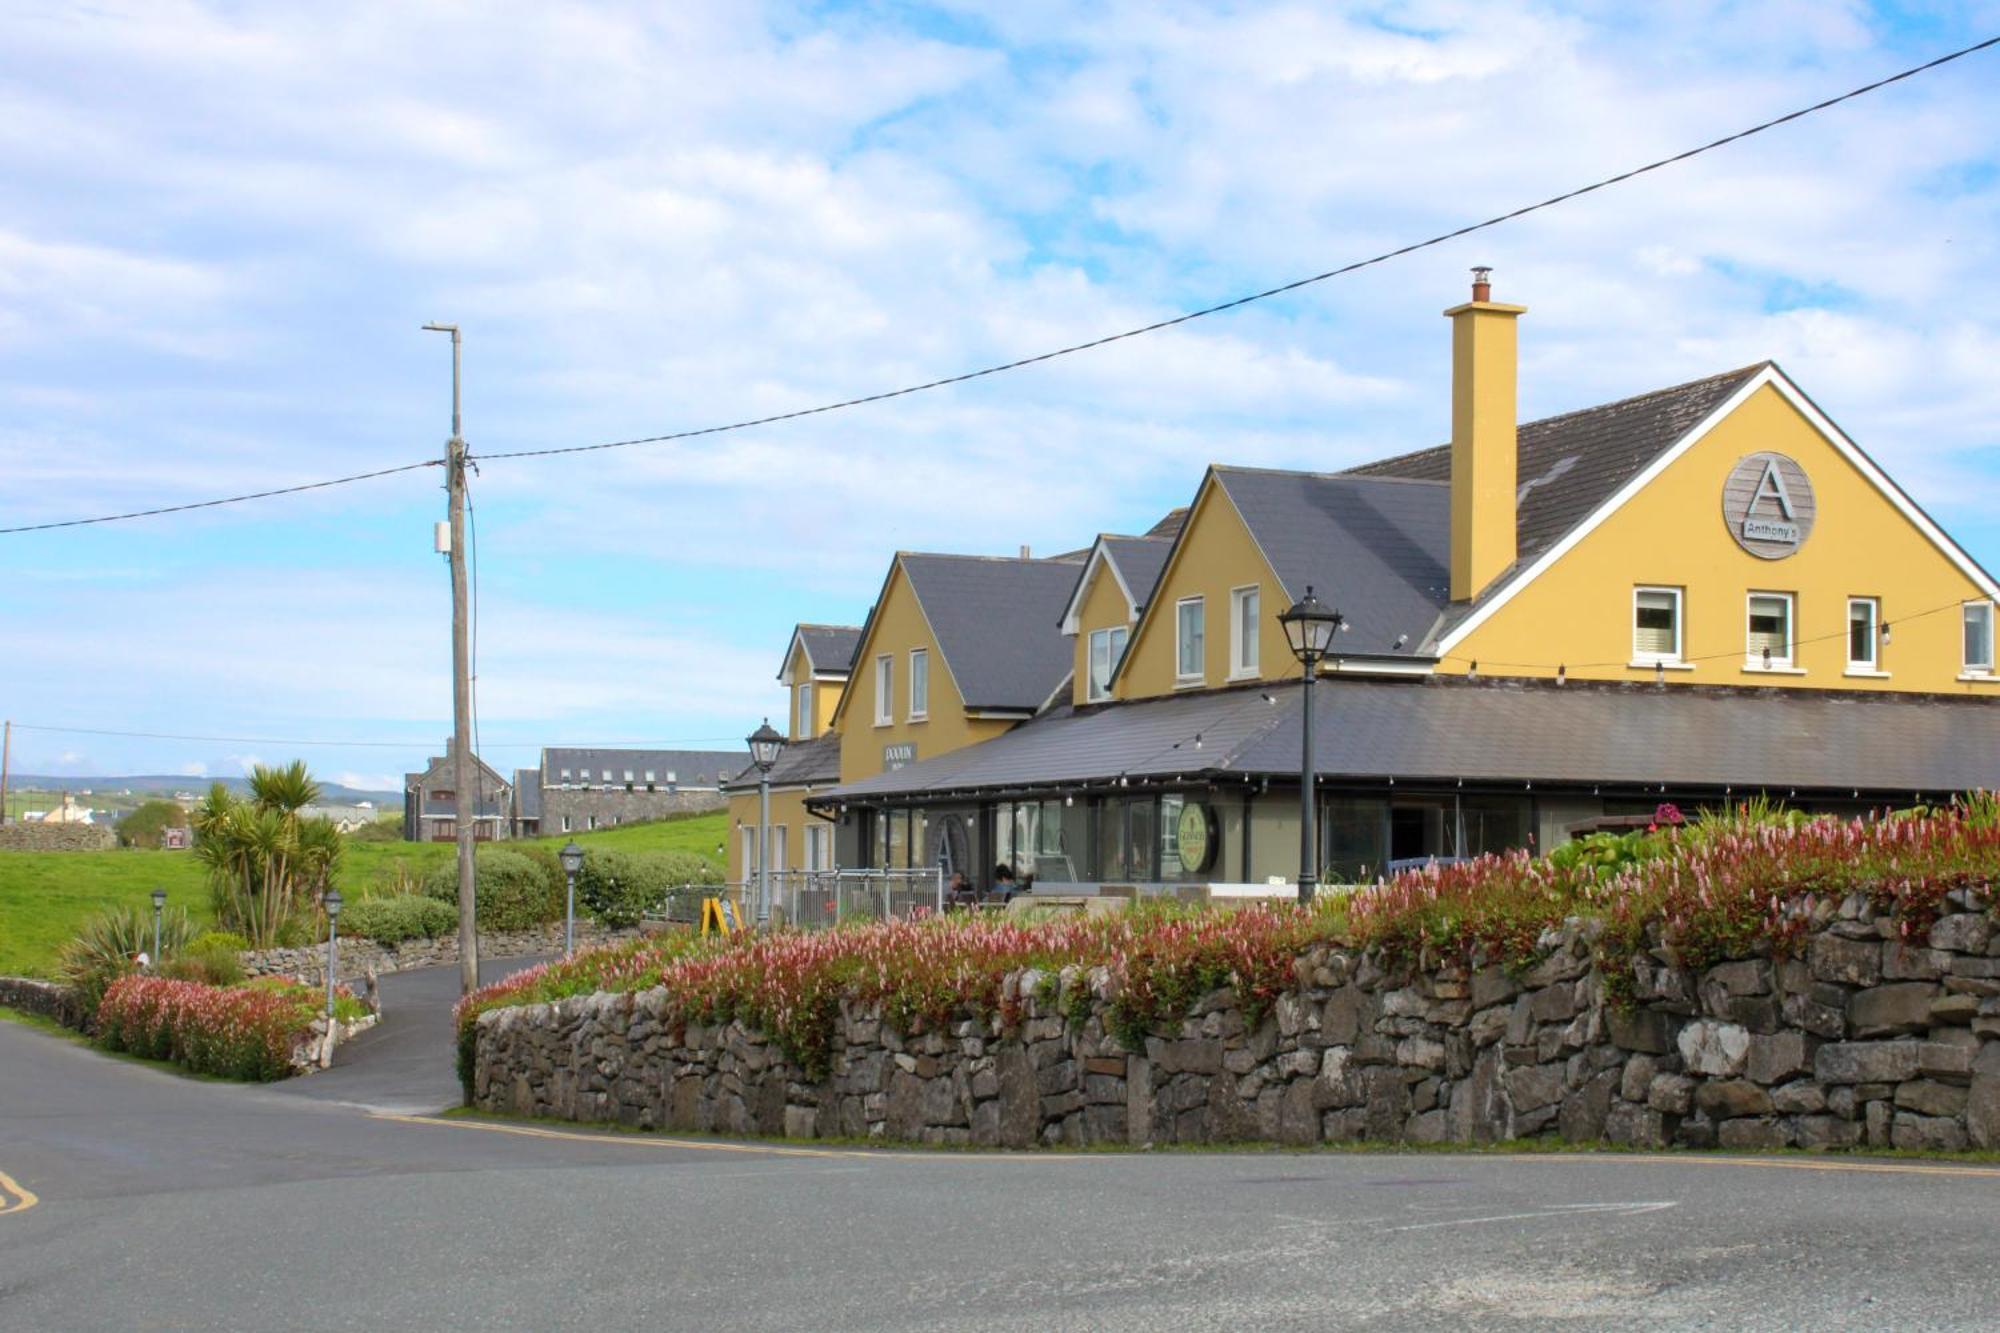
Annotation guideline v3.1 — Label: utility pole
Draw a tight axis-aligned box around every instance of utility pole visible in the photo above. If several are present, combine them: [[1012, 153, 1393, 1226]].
[[0, 719, 11, 826], [424, 322, 479, 996]]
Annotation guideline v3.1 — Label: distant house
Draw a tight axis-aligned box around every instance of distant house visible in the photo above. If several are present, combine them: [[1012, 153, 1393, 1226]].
[[402, 740, 513, 843], [300, 803, 378, 834], [511, 768, 542, 839], [33, 793, 95, 825], [535, 747, 737, 835]]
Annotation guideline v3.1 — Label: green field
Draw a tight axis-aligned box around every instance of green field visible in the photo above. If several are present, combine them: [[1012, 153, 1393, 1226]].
[[0, 811, 728, 978]]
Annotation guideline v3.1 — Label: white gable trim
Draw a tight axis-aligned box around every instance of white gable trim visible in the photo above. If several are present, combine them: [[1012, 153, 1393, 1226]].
[[1058, 540, 1138, 635], [1435, 364, 2000, 656]]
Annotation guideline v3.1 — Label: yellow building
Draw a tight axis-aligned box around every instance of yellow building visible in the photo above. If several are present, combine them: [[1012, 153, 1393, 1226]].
[[812, 271, 2000, 894], [723, 624, 857, 886]]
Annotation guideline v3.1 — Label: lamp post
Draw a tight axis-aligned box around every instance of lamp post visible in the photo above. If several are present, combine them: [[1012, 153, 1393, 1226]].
[[746, 719, 786, 925], [150, 887, 166, 968], [1278, 585, 1344, 905], [323, 888, 343, 1027], [559, 839, 584, 958]]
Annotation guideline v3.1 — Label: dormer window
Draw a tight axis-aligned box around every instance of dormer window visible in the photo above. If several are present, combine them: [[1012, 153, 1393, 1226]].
[[1176, 597, 1205, 684], [1087, 626, 1128, 702]]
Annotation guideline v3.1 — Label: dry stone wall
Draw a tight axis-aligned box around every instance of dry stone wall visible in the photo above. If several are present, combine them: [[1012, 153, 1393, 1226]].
[[473, 887, 2000, 1151], [0, 822, 116, 851], [244, 922, 645, 983]]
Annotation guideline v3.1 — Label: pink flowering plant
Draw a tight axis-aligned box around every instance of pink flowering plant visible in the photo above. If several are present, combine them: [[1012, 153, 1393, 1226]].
[[96, 973, 359, 1081], [454, 799, 2000, 1094]]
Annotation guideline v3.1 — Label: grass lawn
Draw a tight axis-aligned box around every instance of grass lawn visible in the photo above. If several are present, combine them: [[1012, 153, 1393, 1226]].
[[0, 810, 728, 978]]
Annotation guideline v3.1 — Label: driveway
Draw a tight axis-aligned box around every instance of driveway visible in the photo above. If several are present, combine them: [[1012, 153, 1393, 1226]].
[[270, 955, 549, 1114]]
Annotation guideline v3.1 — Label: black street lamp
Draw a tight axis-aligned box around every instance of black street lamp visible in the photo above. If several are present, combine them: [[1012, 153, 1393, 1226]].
[[746, 719, 787, 925], [1278, 585, 1344, 905], [559, 839, 585, 958], [150, 886, 166, 968], [322, 888, 343, 1028]]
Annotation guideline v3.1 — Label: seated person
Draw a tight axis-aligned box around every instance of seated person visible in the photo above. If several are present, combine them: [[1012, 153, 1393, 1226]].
[[944, 871, 976, 908], [986, 863, 1017, 904]]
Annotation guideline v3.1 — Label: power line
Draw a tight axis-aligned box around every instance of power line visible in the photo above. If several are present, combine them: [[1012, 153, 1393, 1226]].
[[8, 723, 747, 750], [0, 459, 441, 535], [470, 34, 2000, 465], [7, 34, 1995, 532]]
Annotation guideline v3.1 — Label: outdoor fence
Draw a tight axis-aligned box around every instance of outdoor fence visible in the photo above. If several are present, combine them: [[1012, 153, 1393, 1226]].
[[648, 869, 945, 931]]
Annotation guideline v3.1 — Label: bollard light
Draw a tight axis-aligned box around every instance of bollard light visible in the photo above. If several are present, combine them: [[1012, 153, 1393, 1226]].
[[323, 888, 343, 1027], [559, 839, 584, 958], [150, 887, 166, 968]]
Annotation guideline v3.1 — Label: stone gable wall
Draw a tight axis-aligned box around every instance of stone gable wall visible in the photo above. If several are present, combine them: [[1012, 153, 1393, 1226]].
[[472, 887, 2000, 1151]]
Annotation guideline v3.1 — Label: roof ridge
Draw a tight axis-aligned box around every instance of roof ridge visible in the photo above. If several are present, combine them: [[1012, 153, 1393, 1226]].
[[1214, 461, 1449, 485]]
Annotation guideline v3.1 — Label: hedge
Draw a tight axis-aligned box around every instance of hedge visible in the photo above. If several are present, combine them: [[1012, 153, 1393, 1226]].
[[341, 894, 459, 944], [422, 848, 561, 931]]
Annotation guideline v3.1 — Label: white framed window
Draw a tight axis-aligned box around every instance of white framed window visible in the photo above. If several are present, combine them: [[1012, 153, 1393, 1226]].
[[909, 648, 929, 720], [1632, 587, 1683, 663], [1965, 601, 1995, 675], [769, 824, 788, 871], [1087, 625, 1128, 702], [560, 814, 571, 833], [623, 770, 635, 782], [805, 823, 832, 872], [588, 814, 600, 830], [1847, 598, 1882, 672], [643, 770, 656, 783], [1228, 585, 1260, 678], [558, 768, 571, 782], [601, 770, 611, 783], [1746, 592, 1795, 669], [1176, 597, 1206, 682], [795, 682, 814, 737], [740, 826, 758, 877], [874, 654, 893, 725]]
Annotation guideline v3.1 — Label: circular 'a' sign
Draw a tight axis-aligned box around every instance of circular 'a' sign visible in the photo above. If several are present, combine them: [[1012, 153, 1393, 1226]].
[[1722, 452, 1816, 559]]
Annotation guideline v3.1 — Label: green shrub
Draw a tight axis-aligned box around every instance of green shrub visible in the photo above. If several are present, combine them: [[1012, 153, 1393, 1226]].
[[160, 936, 247, 987], [117, 799, 190, 849], [189, 930, 250, 953], [59, 905, 195, 1022], [348, 816, 406, 844], [422, 848, 560, 931], [341, 894, 459, 944], [573, 849, 714, 927]]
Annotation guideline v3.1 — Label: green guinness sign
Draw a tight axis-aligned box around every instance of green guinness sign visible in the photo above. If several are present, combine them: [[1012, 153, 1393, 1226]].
[[1176, 801, 1216, 875]]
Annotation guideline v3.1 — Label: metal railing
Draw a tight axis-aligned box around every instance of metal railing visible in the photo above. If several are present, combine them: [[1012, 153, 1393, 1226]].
[[701, 868, 944, 930]]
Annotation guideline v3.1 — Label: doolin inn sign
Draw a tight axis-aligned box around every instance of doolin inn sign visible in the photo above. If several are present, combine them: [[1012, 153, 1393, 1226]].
[[1723, 452, 1816, 559]]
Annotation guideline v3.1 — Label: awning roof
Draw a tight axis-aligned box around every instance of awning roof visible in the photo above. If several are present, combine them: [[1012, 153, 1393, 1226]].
[[818, 677, 2000, 802]]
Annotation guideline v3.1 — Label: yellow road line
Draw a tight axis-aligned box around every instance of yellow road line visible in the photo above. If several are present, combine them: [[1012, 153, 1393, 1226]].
[[1512, 1152, 2000, 1180], [0, 1168, 39, 1216]]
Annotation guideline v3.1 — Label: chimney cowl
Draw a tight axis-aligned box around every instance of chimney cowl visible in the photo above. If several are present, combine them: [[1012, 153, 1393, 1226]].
[[1470, 266, 1493, 303]]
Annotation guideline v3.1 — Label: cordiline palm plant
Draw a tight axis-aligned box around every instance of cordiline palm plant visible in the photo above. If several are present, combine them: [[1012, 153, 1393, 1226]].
[[192, 762, 343, 947]]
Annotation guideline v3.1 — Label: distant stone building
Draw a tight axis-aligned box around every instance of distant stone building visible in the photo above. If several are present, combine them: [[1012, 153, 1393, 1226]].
[[511, 768, 542, 839], [402, 741, 513, 842], [534, 748, 737, 835]]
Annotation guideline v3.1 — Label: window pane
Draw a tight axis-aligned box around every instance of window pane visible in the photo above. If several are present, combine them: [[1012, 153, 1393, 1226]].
[[1236, 589, 1259, 672], [876, 656, 892, 720], [911, 650, 928, 715], [1968, 605, 1995, 669], [1129, 798, 1156, 880], [1848, 601, 1876, 666], [1178, 601, 1204, 677], [1089, 630, 1110, 700], [1748, 595, 1790, 660], [1635, 590, 1677, 656]]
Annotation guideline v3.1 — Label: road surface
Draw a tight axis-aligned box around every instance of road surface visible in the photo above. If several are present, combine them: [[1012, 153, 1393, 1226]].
[[3, 969, 1999, 1329]]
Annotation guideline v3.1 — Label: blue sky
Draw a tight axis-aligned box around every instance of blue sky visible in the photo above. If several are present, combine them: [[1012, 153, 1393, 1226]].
[[3, 0, 1998, 791]]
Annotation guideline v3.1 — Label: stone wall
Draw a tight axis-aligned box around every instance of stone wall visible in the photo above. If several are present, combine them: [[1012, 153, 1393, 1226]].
[[0, 822, 117, 851], [473, 886, 2000, 1151], [537, 789, 726, 835], [0, 976, 84, 1027], [244, 922, 648, 983]]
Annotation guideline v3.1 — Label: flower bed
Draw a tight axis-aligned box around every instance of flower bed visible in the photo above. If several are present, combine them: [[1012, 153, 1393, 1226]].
[[97, 974, 366, 1081], [458, 801, 2000, 1094]]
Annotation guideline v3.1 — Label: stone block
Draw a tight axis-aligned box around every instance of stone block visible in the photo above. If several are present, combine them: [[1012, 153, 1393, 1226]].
[[1529, 984, 1578, 1024], [1363, 1066, 1412, 1142], [1604, 1101, 1668, 1148], [1894, 1079, 1967, 1118], [1746, 1031, 1816, 1085], [1396, 1036, 1446, 1071], [1620, 1054, 1658, 1103], [1696, 1079, 1773, 1119], [1810, 933, 1881, 987], [1795, 1115, 1862, 1150], [996, 1046, 1039, 1149], [1606, 1007, 1674, 1054], [1157, 1038, 1222, 1075], [1865, 1099, 1893, 1148], [1279, 1079, 1319, 1145], [1558, 1069, 1619, 1142], [1084, 1074, 1126, 1104], [1706, 959, 1772, 997], [1967, 1074, 2000, 1149], [1931, 913, 1992, 955], [1676, 1019, 1751, 1077], [1471, 966, 1520, 1009], [1848, 983, 1940, 1038], [1771, 1080, 1826, 1114], [1892, 1111, 1968, 1152], [1816, 1040, 1921, 1085], [1781, 991, 1846, 1040], [1407, 1108, 1449, 1143], [1468, 1004, 1510, 1048], [1083, 1103, 1127, 1144], [783, 1105, 818, 1138], [1648, 1072, 1695, 1116], [1882, 943, 1947, 981], [1320, 987, 1365, 1045], [1930, 993, 1980, 1025], [1717, 1117, 1789, 1150], [1675, 1112, 1717, 1148], [1506, 1063, 1565, 1113]]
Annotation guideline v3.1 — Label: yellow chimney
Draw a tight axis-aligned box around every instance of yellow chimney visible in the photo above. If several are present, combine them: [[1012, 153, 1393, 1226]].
[[1445, 267, 1526, 602]]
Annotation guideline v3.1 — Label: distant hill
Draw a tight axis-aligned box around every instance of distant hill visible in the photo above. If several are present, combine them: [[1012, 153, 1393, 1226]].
[[9, 775, 401, 805]]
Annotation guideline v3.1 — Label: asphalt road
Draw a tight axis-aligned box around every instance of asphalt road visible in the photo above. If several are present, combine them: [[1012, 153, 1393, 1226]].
[[6, 977, 2000, 1330]]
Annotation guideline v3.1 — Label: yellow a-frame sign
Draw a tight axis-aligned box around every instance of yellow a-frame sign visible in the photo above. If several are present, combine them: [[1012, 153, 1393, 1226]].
[[700, 894, 744, 936]]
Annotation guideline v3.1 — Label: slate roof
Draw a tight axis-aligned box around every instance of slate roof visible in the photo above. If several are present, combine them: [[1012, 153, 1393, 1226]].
[[899, 553, 1085, 713], [1101, 535, 1174, 613], [512, 769, 541, 820], [1214, 468, 1450, 658], [790, 624, 862, 677], [722, 730, 843, 792], [821, 677, 2000, 801], [541, 748, 740, 788]]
